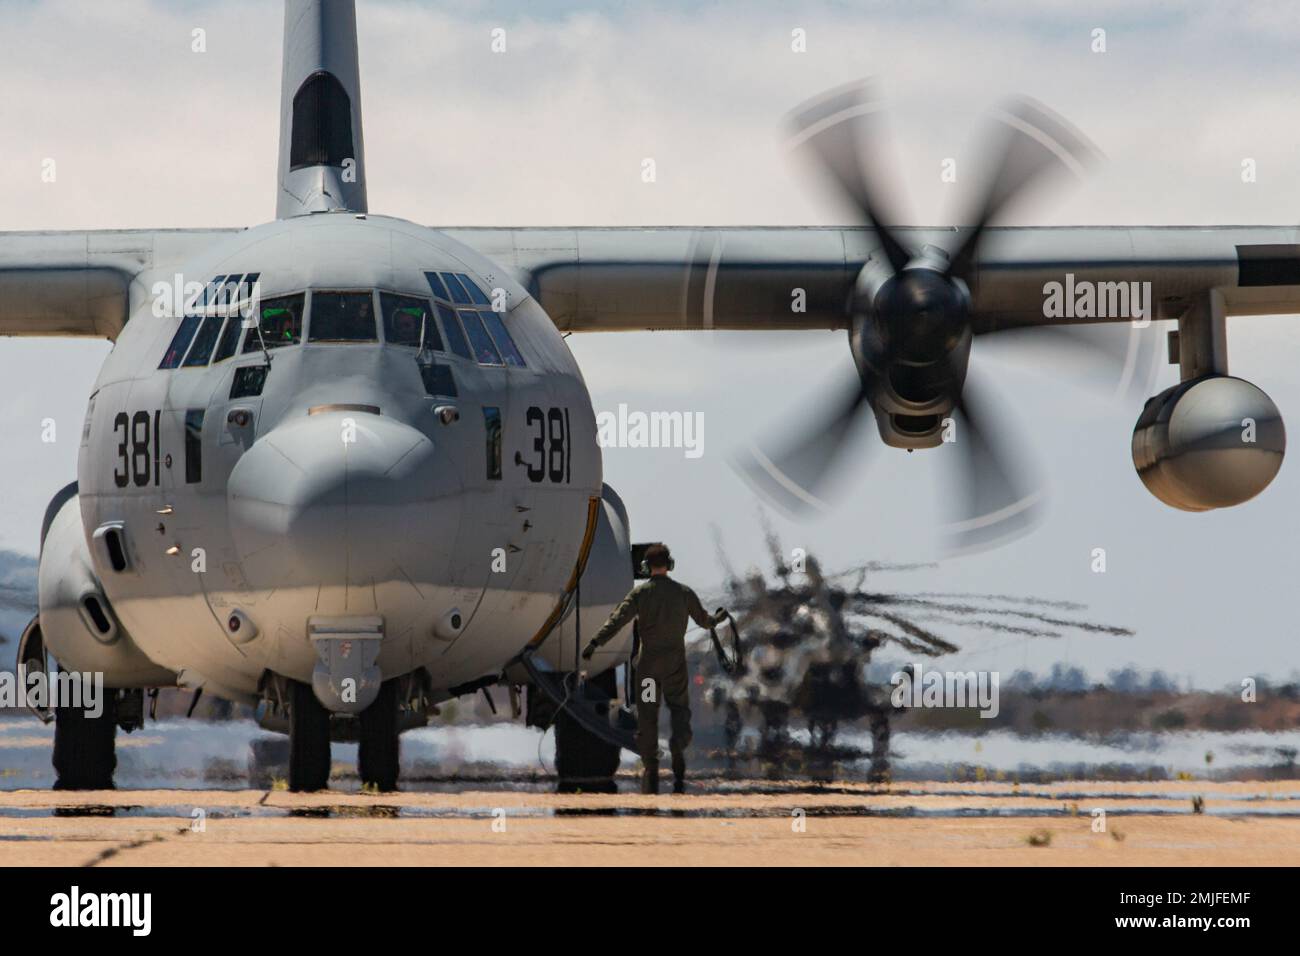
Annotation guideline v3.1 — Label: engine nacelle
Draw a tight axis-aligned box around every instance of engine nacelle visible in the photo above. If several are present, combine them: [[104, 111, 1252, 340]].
[[38, 492, 176, 687], [1132, 375, 1285, 511], [849, 262, 974, 450]]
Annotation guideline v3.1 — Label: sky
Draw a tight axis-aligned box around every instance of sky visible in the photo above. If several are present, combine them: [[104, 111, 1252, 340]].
[[2, 0, 1299, 687]]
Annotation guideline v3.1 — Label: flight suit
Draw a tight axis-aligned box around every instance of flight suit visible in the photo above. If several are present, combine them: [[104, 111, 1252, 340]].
[[586, 576, 717, 781]]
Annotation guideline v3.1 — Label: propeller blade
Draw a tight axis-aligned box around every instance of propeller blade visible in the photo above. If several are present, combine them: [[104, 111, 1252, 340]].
[[731, 370, 874, 516], [949, 96, 1103, 280], [940, 366, 1046, 555], [975, 319, 1165, 402], [787, 79, 911, 274]]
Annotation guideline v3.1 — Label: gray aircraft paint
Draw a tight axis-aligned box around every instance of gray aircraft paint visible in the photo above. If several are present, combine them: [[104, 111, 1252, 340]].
[[67, 213, 623, 703]]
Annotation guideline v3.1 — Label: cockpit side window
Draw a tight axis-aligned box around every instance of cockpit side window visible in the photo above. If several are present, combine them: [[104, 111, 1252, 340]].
[[181, 315, 224, 367], [424, 272, 450, 302], [242, 293, 305, 352], [455, 273, 493, 307], [440, 273, 474, 305], [308, 291, 377, 342], [480, 311, 526, 368], [420, 365, 458, 398], [211, 316, 242, 363], [436, 304, 474, 361], [423, 271, 524, 368], [459, 310, 504, 366], [189, 276, 227, 313], [159, 315, 203, 369], [212, 274, 244, 310], [380, 293, 441, 350]]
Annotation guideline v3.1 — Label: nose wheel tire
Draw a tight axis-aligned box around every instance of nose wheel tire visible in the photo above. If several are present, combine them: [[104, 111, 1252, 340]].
[[358, 679, 400, 792], [52, 684, 119, 790], [288, 680, 331, 792]]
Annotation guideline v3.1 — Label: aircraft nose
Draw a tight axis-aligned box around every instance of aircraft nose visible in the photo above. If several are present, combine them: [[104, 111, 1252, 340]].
[[228, 411, 461, 589]]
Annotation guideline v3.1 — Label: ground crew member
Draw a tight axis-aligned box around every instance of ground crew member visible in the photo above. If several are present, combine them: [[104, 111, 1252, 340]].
[[583, 543, 725, 794]]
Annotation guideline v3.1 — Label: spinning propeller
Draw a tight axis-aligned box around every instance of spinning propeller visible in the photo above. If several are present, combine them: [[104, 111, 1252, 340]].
[[736, 80, 1113, 553]]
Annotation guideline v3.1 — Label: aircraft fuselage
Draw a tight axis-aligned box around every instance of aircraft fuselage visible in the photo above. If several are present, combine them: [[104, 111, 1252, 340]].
[[72, 213, 606, 706]]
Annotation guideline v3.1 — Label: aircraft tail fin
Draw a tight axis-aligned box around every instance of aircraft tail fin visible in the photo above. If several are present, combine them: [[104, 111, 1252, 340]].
[[276, 0, 368, 218]]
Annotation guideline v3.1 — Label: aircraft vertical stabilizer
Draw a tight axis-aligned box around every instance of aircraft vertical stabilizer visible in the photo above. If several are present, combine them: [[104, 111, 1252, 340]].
[[276, 0, 369, 218]]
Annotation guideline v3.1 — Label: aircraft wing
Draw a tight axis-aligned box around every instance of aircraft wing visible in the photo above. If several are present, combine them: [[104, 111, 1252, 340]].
[[449, 225, 1300, 332], [446, 227, 858, 332], [10, 224, 1300, 339], [0, 229, 237, 340]]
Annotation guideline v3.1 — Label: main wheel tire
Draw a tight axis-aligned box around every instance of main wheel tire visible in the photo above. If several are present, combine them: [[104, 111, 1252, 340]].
[[52, 687, 119, 790], [358, 679, 400, 792], [554, 668, 621, 794], [288, 680, 331, 792]]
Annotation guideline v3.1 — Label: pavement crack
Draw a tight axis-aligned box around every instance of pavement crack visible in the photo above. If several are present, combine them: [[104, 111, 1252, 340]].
[[83, 825, 188, 868]]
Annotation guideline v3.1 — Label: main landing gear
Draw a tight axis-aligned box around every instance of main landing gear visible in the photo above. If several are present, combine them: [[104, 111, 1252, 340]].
[[52, 688, 119, 791], [548, 668, 625, 794]]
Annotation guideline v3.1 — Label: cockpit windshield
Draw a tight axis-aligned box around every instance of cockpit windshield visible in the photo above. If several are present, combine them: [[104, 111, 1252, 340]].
[[380, 293, 440, 350], [242, 293, 304, 352], [309, 291, 377, 342]]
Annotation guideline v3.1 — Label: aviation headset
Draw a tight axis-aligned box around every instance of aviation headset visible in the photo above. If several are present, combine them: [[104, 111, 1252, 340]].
[[639, 544, 675, 576]]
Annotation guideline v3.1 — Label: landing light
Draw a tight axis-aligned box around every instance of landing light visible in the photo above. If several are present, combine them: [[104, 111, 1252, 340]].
[[224, 610, 259, 644], [432, 607, 465, 641]]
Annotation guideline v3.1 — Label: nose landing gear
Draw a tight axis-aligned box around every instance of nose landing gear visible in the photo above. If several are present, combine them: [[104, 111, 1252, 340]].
[[275, 675, 404, 792]]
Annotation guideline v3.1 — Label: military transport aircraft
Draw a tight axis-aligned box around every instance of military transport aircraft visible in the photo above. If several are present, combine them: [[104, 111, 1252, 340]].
[[0, 1, 1287, 792]]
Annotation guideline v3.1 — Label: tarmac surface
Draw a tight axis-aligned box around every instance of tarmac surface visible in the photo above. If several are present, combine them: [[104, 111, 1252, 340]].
[[3, 779, 1300, 866]]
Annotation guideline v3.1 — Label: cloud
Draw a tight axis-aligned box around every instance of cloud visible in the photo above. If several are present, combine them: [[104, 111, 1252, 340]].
[[7, 1, 1300, 230]]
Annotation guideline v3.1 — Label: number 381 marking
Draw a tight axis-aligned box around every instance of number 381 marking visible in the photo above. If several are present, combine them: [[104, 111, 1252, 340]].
[[113, 410, 161, 488], [524, 406, 571, 483]]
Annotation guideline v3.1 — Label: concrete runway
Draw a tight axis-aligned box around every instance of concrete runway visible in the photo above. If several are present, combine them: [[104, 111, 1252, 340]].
[[2, 780, 1300, 866]]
